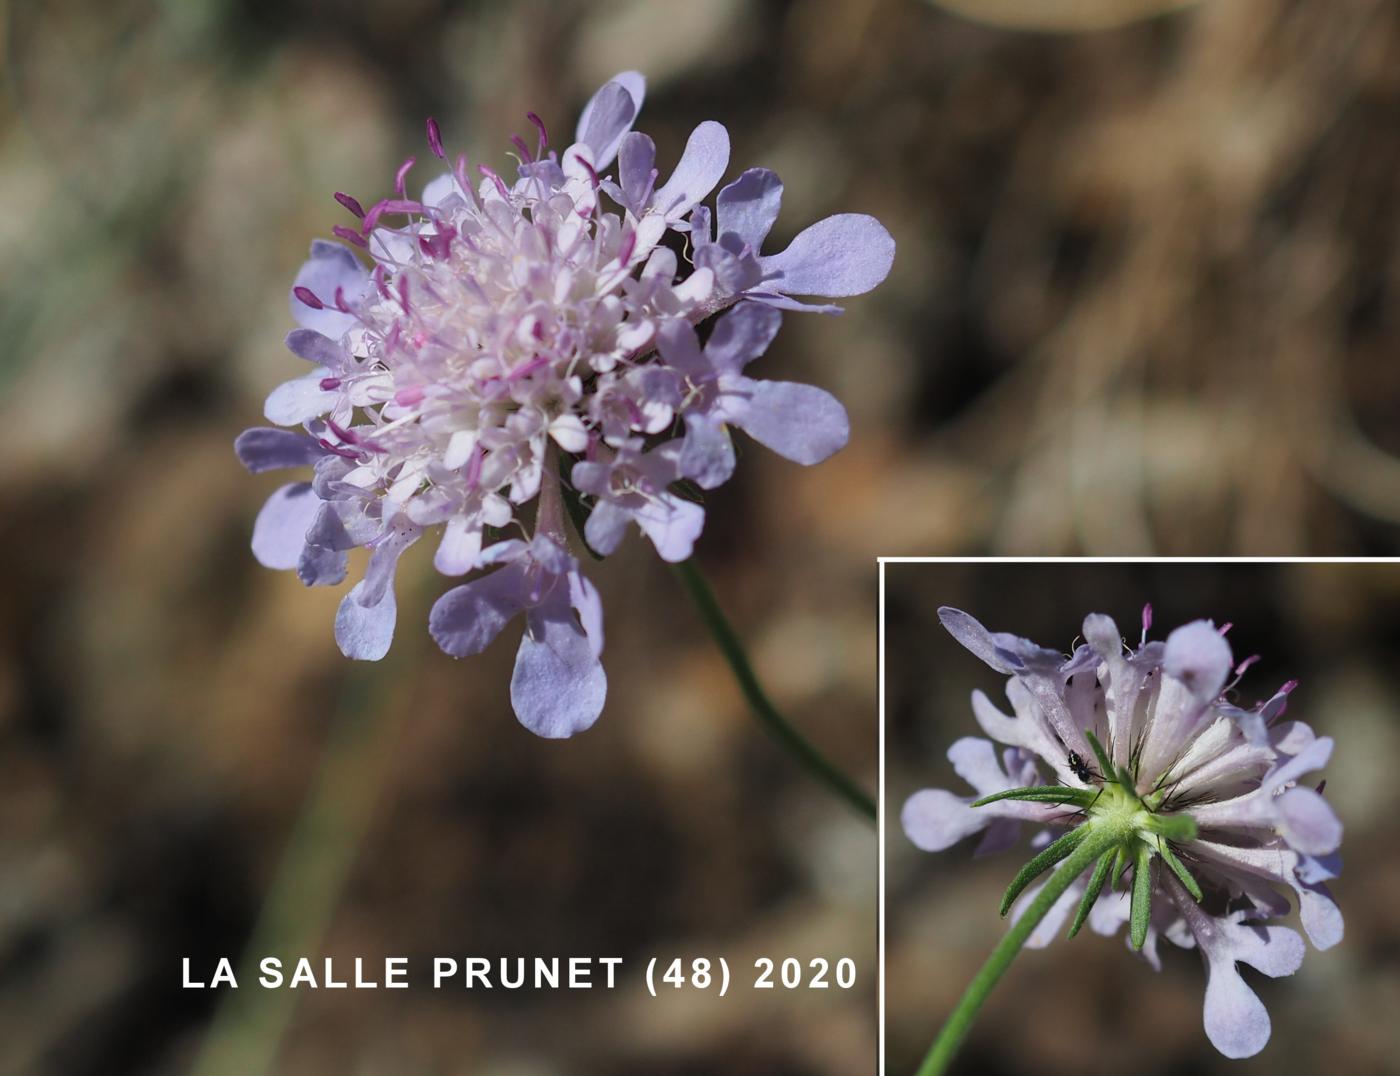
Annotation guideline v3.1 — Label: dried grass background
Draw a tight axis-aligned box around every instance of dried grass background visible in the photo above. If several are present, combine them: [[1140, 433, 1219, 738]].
[[0, 0, 1398, 1073]]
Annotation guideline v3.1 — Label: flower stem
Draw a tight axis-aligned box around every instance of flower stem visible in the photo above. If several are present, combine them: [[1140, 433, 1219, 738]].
[[671, 558, 876, 823], [914, 826, 1123, 1075]]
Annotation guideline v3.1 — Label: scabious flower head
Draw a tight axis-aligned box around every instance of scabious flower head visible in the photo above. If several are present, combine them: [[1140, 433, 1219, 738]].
[[903, 606, 1342, 1059], [236, 73, 894, 738]]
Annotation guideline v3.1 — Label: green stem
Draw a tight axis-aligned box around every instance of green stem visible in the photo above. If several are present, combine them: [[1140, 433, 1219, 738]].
[[671, 558, 876, 823], [915, 826, 1123, 1076]]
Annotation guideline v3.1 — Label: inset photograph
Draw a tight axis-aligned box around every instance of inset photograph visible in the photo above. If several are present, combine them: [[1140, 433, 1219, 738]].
[[882, 560, 1395, 1075]]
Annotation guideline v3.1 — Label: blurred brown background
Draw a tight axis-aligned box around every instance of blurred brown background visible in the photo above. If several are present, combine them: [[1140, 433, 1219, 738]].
[[885, 561, 1400, 1075], [2, 0, 1400, 1072]]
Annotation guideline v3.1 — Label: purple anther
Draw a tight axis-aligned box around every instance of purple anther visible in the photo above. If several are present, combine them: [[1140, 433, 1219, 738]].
[[319, 377, 342, 391], [293, 286, 324, 310], [362, 198, 424, 233], [464, 443, 484, 488], [398, 274, 411, 313], [372, 263, 391, 300], [510, 134, 534, 164], [334, 191, 366, 218], [333, 224, 368, 249], [478, 165, 511, 201], [333, 286, 350, 313], [574, 155, 601, 190], [506, 354, 550, 382], [419, 225, 455, 260], [616, 228, 637, 267], [318, 438, 360, 460], [526, 111, 548, 155], [326, 418, 359, 444], [426, 117, 446, 160], [395, 386, 425, 407]]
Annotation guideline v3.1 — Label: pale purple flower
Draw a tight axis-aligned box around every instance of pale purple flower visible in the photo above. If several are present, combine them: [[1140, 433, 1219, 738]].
[[236, 73, 894, 736], [689, 168, 896, 314], [903, 606, 1342, 1059]]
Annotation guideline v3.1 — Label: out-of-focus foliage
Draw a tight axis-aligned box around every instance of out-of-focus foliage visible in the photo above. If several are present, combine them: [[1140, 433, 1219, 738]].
[[927, 0, 1199, 33]]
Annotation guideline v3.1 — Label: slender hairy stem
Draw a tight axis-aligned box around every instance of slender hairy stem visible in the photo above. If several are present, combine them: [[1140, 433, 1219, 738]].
[[915, 826, 1123, 1076], [671, 558, 876, 823]]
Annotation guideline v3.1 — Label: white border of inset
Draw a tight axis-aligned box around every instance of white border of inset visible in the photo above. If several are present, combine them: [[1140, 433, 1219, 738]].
[[875, 555, 1392, 1075]]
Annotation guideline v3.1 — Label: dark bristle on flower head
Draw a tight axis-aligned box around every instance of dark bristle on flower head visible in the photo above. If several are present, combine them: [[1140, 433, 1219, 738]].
[[235, 71, 894, 738]]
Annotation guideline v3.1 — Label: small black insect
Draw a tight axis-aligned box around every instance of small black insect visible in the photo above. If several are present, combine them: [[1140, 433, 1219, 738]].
[[1067, 750, 1099, 784]]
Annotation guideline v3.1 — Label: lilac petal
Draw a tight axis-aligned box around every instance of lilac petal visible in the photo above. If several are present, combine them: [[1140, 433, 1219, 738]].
[[264, 370, 339, 426], [655, 319, 706, 377], [358, 521, 420, 608], [434, 514, 483, 576], [901, 789, 987, 852], [290, 241, 368, 339], [1164, 620, 1233, 701], [285, 329, 349, 367], [510, 592, 607, 738], [582, 500, 631, 558], [334, 579, 396, 661], [1169, 885, 1304, 1059], [651, 120, 730, 221], [695, 242, 763, 296], [742, 291, 846, 315], [297, 542, 347, 587], [974, 818, 1022, 856], [574, 73, 645, 169], [716, 168, 783, 253], [635, 493, 705, 563], [251, 483, 320, 570], [305, 502, 357, 552], [568, 569, 605, 658], [689, 204, 712, 245], [428, 563, 529, 657], [1208, 922, 1302, 1054], [761, 213, 894, 298], [1275, 787, 1343, 856], [948, 736, 1018, 797], [969, 688, 1061, 765], [1189, 839, 1344, 950], [234, 428, 325, 473], [1191, 736, 1341, 853], [704, 302, 782, 375], [939, 608, 1020, 675], [680, 412, 736, 489], [722, 376, 849, 466], [1011, 877, 1086, 949], [616, 131, 657, 215]]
